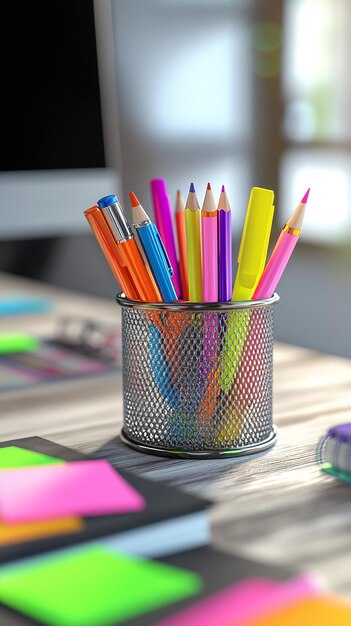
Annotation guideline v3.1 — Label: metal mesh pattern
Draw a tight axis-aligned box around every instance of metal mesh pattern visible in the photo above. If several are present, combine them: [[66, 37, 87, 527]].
[[121, 301, 276, 452]]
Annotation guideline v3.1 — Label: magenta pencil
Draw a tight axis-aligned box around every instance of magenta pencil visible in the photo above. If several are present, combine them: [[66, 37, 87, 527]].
[[201, 182, 218, 302], [253, 188, 309, 300], [218, 185, 232, 301], [150, 179, 182, 298]]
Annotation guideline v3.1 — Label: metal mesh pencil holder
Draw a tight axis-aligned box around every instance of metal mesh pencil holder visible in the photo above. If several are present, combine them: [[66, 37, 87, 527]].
[[117, 293, 279, 459]]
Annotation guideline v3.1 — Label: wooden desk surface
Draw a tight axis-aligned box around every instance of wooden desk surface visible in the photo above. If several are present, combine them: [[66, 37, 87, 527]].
[[1, 273, 351, 598]]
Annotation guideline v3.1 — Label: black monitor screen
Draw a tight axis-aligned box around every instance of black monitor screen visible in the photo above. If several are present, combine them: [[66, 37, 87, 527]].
[[1, 0, 105, 171]]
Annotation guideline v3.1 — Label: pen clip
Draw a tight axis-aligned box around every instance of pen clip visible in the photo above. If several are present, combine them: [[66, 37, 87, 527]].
[[154, 227, 174, 277]]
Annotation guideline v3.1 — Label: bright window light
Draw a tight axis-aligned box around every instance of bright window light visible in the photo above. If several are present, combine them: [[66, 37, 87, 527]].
[[280, 150, 351, 243], [283, 0, 335, 95], [282, 0, 350, 141], [113, 1, 250, 143], [150, 26, 249, 140]]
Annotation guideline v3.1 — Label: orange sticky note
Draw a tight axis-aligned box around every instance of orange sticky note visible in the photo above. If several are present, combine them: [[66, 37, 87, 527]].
[[246, 597, 351, 626], [0, 517, 84, 546]]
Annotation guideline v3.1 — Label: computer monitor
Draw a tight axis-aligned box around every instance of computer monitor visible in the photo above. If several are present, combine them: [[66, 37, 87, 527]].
[[1, 0, 119, 239]]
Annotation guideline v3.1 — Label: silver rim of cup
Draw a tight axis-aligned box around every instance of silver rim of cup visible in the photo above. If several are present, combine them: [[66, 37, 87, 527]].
[[116, 292, 280, 312]]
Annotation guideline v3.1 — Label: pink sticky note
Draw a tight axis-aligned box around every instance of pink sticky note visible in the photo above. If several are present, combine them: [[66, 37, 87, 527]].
[[154, 576, 320, 626], [0, 460, 145, 524]]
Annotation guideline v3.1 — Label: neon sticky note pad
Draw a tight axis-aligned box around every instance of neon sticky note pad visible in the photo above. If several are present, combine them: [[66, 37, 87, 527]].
[[0, 296, 52, 317], [0, 545, 202, 626], [154, 579, 279, 626], [0, 446, 64, 470], [154, 576, 318, 626], [0, 459, 145, 524], [0, 333, 39, 354], [246, 597, 351, 626], [0, 517, 84, 546]]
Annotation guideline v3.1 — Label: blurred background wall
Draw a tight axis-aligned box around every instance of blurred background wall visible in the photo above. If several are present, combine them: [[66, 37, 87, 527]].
[[1, 0, 351, 357]]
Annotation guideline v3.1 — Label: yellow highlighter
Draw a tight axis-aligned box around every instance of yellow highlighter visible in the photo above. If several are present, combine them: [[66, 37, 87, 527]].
[[185, 182, 202, 301], [232, 187, 275, 301], [219, 187, 274, 396]]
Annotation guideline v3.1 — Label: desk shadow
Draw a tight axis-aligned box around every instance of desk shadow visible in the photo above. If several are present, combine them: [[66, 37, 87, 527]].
[[94, 435, 271, 499]]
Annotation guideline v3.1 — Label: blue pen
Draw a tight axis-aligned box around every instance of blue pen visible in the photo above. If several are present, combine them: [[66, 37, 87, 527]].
[[130, 192, 178, 302], [149, 324, 180, 409]]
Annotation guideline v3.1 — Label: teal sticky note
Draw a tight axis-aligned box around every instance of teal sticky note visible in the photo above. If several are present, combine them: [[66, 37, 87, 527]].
[[0, 447, 64, 470], [0, 545, 202, 626]]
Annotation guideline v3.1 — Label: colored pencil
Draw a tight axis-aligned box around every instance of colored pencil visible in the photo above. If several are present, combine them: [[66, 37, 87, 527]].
[[184, 183, 202, 302], [175, 191, 189, 301], [220, 187, 275, 392], [201, 183, 218, 302], [217, 185, 232, 302], [253, 189, 309, 300]]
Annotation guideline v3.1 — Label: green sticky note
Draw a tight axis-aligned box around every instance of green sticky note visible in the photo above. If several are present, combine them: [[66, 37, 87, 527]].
[[0, 546, 201, 626], [0, 447, 64, 470], [0, 334, 39, 354]]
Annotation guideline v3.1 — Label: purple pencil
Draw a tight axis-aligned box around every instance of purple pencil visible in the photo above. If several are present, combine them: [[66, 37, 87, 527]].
[[150, 179, 182, 298], [218, 185, 232, 302]]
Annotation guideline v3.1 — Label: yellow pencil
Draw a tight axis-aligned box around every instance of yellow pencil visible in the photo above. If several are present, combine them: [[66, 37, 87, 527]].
[[185, 182, 202, 301]]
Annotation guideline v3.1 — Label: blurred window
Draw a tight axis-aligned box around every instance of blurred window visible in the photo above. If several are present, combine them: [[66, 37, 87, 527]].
[[281, 0, 351, 242], [112, 0, 252, 232]]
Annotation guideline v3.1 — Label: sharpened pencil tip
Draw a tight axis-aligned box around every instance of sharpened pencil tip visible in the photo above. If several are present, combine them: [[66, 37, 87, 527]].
[[301, 188, 310, 204], [189, 182, 195, 193], [207, 182, 211, 190], [129, 191, 140, 208], [221, 184, 225, 193], [176, 190, 181, 199]]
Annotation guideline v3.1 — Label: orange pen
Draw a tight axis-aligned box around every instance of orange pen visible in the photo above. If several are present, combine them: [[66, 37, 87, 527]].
[[175, 190, 189, 301], [97, 195, 161, 303], [84, 206, 139, 301]]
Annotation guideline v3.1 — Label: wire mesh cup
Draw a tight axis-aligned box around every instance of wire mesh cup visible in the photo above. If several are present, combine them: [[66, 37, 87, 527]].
[[117, 293, 279, 459]]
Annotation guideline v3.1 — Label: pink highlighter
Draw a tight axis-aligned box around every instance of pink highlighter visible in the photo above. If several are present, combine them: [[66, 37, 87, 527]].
[[150, 179, 182, 298], [253, 189, 309, 300]]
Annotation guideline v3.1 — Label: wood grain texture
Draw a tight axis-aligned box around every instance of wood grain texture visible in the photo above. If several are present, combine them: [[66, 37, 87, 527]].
[[1, 273, 351, 597]]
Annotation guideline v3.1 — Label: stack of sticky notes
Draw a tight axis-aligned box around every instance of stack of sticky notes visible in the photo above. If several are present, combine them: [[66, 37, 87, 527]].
[[0, 437, 210, 565], [0, 446, 145, 551], [0, 439, 205, 625], [1, 438, 349, 626], [0, 447, 83, 546]]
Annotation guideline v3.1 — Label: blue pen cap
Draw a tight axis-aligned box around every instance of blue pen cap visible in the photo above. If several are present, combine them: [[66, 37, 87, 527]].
[[97, 195, 118, 209]]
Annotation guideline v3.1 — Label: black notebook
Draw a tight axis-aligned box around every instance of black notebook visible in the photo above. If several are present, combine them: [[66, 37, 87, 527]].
[[0, 437, 210, 565]]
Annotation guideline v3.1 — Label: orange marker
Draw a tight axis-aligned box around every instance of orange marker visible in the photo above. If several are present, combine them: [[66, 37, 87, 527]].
[[97, 195, 162, 303], [175, 191, 189, 301], [84, 206, 139, 301]]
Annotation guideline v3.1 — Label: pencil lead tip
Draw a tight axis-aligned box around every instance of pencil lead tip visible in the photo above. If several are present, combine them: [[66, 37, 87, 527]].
[[129, 191, 140, 208], [207, 182, 211, 190], [176, 190, 181, 199], [221, 184, 225, 193], [301, 188, 310, 205], [189, 182, 195, 193]]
